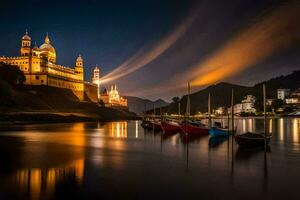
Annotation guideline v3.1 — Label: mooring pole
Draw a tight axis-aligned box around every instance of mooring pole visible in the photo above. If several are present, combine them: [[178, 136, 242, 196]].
[[231, 88, 234, 136], [263, 84, 267, 146], [208, 93, 211, 129]]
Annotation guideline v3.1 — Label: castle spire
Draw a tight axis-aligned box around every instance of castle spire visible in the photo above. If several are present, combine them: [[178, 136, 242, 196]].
[[45, 32, 50, 44]]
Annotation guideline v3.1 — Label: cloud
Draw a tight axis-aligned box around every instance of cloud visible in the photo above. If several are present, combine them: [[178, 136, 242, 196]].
[[135, 2, 300, 99], [189, 2, 300, 86], [100, 9, 197, 84]]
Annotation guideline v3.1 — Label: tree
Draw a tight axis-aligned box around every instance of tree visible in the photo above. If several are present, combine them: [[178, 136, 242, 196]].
[[172, 97, 180, 104], [0, 79, 12, 103], [0, 63, 26, 85], [271, 99, 284, 111]]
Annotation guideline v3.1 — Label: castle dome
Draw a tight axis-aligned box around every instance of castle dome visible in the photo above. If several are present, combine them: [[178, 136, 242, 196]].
[[39, 34, 56, 63], [76, 54, 83, 62], [39, 34, 55, 53], [22, 30, 31, 40]]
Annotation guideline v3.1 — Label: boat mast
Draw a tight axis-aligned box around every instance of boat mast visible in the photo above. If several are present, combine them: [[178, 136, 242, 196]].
[[186, 82, 191, 119], [231, 88, 234, 136], [263, 84, 267, 144], [153, 103, 156, 119], [178, 102, 181, 119], [208, 93, 211, 128]]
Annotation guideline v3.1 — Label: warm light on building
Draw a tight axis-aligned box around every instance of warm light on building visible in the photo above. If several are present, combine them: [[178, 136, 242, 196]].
[[0, 31, 89, 101], [100, 84, 128, 108]]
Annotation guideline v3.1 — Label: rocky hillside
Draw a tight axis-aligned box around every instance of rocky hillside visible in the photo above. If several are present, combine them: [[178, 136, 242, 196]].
[[152, 70, 300, 114], [125, 96, 169, 114]]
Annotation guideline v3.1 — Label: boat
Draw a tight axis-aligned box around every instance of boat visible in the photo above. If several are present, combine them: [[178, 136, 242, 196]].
[[180, 82, 209, 135], [162, 120, 182, 134], [235, 84, 271, 147], [181, 120, 209, 135], [209, 127, 232, 137], [149, 120, 163, 131], [235, 132, 272, 147]]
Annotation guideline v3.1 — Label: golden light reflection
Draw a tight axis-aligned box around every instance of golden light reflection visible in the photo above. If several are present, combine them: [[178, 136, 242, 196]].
[[292, 118, 299, 143], [109, 121, 128, 138], [248, 119, 253, 133], [242, 119, 246, 133], [14, 159, 84, 200], [279, 118, 284, 141], [69, 123, 86, 146], [135, 121, 139, 138], [30, 169, 41, 200], [269, 119, 273, 134]]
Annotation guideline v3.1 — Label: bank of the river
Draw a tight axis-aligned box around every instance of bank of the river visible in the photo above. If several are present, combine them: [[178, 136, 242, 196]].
[[0, 111, 140, 125]]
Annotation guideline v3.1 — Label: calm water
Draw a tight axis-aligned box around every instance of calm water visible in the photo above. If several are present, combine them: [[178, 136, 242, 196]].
[[0, 118, 299, 200]]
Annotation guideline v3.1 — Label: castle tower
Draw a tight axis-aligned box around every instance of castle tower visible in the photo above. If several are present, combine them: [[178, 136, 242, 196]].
[[20, 30, 31, 56], [92, 65, 101, 99], [75, 54, 84, 80]]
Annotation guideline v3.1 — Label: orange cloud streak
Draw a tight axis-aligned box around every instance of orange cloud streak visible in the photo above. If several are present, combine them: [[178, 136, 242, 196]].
[[189, 3, 300, 86]]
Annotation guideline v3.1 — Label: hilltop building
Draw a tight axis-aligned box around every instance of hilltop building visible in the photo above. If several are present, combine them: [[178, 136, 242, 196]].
[[277, 89, 290, 100], [232, 95, 256, 114], [0, 31, 86, 100], [285, 88, 300, 104], [0, 31, 128, 108]]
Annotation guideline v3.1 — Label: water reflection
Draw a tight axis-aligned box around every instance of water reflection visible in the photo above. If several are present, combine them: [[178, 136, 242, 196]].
[[292, 118, 299, 149], [12, 159, 84, 200], [110, 121, 127, 138], [279, 118, 284, 141], [0, 118, 299, 199]]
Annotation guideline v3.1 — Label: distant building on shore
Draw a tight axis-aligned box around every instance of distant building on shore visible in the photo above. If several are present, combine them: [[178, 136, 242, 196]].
[[232, 95, 256, 114], [277, 89, 290, 100], [285, 88, 300, 104], [99, 85, 128, 108], [214, 107, 225, 115]]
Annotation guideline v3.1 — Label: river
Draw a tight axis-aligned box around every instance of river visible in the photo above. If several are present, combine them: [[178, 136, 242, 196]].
[[0, 118, 299, 199]]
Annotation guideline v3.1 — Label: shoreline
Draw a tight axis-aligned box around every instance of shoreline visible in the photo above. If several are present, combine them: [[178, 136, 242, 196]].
[[0, 112, 141, 125]]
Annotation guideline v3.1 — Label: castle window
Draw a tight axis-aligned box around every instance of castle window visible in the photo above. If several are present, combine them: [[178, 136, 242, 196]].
[[41, 80, 44, 84], [35, 76, 39, 80]]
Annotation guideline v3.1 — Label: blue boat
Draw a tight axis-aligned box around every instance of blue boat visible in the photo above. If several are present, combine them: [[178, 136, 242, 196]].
[[209, 127, 232, 137]]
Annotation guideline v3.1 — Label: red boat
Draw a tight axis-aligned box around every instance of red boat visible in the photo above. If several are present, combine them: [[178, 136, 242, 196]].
[[181, 122, 209, 135], [149, 121, 163, 131], [162, 121, 182, 133]]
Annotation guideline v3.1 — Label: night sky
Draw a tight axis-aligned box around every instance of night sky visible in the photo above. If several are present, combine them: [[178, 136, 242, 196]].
[[0, 0, 299, 100]]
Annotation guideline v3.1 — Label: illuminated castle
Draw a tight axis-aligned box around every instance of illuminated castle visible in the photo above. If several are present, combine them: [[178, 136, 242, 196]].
[[0, 31, 128, 107], [0, 31, 84, 100], [92, 67, 127, 107]]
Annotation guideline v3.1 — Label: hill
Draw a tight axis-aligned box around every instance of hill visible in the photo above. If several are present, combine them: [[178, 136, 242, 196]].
[[0, 84, 138, 123], [154, 70, 300, 114], [125, 96, 169, 114]]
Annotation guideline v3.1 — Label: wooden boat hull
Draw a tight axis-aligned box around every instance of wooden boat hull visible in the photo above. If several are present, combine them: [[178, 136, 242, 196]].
[[162, 121, 182, 133], [235, 133, 271, 147], [181, 124, 209, 135], [209, 127, 232, 137]]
